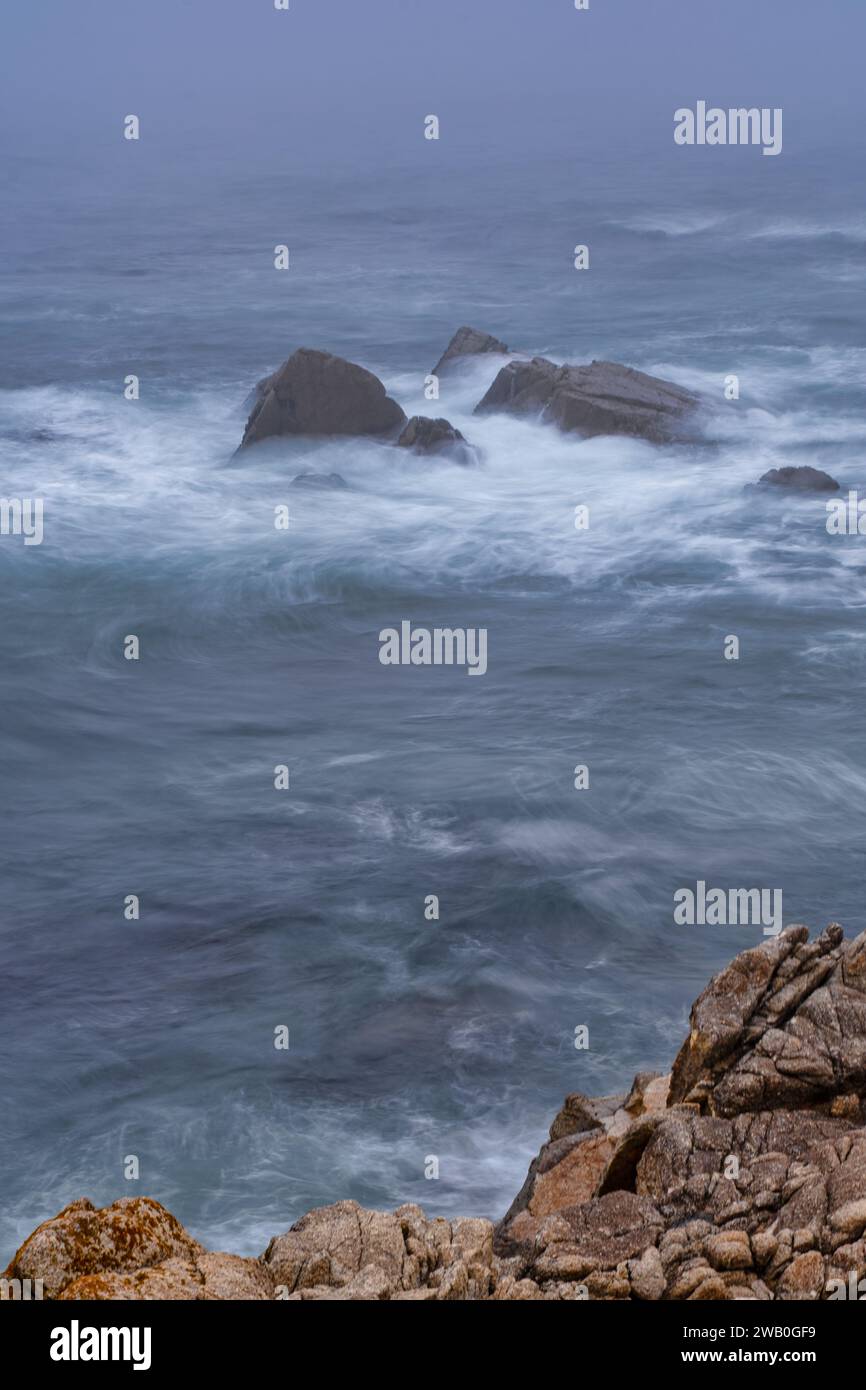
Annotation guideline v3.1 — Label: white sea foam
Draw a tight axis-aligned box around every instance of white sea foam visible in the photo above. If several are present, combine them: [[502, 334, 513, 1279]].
[[608, 211, 731, 237], [747, 216, 866, 243], [1, 364, 861, 621]]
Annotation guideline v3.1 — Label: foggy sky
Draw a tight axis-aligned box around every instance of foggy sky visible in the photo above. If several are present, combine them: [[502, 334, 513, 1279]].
[[2, 0, 864, 171]]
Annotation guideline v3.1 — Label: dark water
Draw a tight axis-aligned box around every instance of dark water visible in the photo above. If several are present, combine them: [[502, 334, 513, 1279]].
[[2, 144, 866, 1256]]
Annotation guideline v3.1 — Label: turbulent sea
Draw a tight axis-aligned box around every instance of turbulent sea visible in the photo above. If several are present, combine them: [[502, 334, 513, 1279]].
[[2, 143, 865, 1256]]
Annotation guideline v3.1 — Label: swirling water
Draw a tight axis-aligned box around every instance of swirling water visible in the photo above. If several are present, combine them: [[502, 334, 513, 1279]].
[[2, 145, 865, 1256]]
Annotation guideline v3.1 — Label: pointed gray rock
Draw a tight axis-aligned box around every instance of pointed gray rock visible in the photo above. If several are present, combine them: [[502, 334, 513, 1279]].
[[431, 326, 510, 377], [240, 349, 405, 448]]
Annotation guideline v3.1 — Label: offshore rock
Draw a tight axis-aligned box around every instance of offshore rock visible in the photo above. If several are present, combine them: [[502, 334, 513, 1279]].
[[396, 415, 478, 464], [757, 466, 840, 492], [240, 348, 405, 448], [474, 356, 701, 443], [431, 326, 510, 377]]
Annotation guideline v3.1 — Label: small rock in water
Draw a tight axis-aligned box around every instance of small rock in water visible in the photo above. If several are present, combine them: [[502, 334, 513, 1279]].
[[757, 465, 840, 492], [396, 415, 478, 464], [289, 472, 349, 490]]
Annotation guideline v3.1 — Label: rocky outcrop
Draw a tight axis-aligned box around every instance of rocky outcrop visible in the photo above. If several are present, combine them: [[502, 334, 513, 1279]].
[[493, 925, 866, 1301], [474, 357, 701, 443], [496, 1073, 670, 1255], [5, 926, 866, 1300], [757, 466, 840, 492], [240, 349, 405, 448], [431, 326, 510, 377], [263, 1200, 495, 1301], [3, 1197, 205, 1299], [668, 923, 866, 1115], [396, 415, 477, 464], [58, 1253, 275, 1301]]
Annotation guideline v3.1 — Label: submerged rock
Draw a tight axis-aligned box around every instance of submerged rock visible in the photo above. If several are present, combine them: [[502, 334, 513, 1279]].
[[757, 465, 840, 492], [6, 926, 866, 1300], [431, 326, 510, 377], [240, 349, 405, 448], [474, 356, 701, 443], [396, 415, 478, 464], [289, 472, 349, 490]]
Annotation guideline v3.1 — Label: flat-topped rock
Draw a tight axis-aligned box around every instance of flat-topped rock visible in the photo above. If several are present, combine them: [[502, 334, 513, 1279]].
[[240, 349, 405, 448], [431, 326, 510, 377], [474, 356, 701, 443]]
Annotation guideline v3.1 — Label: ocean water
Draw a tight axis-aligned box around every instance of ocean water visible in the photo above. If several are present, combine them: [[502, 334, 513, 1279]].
[[2, 144, 866, 1258]]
